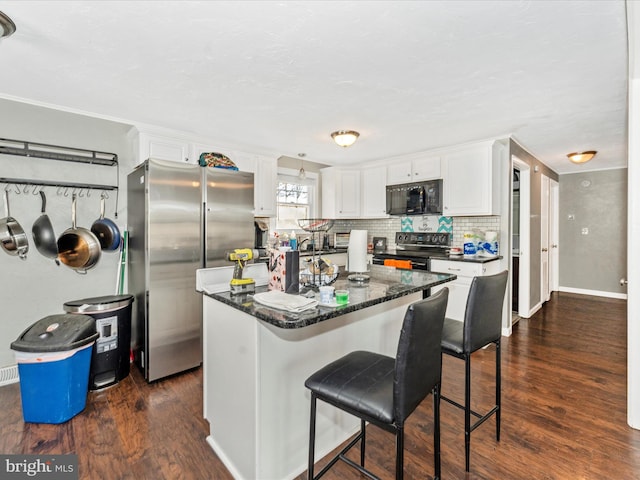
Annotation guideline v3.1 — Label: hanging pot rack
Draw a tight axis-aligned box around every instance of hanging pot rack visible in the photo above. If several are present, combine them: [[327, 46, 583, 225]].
[[0, 137, 120, 215]]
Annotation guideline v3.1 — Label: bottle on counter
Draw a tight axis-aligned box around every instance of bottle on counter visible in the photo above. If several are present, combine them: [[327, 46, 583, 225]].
[[280, 232, 289, 247], [290, 230, 297, 250]]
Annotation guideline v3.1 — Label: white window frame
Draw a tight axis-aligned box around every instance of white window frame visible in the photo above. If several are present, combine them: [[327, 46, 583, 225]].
[[276, 167, 319, 231]]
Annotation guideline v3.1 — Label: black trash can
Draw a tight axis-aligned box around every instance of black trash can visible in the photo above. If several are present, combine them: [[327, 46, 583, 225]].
[[63, 294, 134, 390], [11, 314, 98, 423]]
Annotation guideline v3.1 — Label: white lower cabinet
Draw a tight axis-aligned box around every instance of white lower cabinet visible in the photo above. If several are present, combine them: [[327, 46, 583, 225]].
[[430, 259, 501, 321]]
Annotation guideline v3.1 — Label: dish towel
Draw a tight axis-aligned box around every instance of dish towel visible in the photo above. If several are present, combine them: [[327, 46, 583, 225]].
[[253, 291, 318, 313]]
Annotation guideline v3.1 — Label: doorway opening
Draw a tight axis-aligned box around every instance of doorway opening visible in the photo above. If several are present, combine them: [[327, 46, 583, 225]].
[[512, 157, 531, 319]]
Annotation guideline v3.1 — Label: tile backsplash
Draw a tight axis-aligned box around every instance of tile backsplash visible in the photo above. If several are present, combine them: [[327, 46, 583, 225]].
[[332, 215, 500, 249]]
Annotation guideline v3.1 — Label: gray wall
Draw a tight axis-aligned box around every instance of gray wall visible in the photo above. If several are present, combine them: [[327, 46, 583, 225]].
[[0, 99, 135, 367], [559, 169, 627, 294]]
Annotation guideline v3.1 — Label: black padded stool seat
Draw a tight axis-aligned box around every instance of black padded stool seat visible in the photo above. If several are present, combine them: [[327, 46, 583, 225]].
[[305, 287, 449, 480], [305, 351, 395, 424]]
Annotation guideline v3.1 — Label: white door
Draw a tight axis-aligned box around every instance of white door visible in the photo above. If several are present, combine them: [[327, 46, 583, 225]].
[[541, 174, 550, 303], [549, 179, 560, 293]]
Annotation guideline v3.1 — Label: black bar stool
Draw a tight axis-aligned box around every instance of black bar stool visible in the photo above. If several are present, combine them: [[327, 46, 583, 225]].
[[440, 270, 508, 472], [305, 287, 449, 480]]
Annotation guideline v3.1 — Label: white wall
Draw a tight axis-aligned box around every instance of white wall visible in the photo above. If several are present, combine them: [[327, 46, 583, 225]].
[[627, 0, 640, 430], [0, 99, 134, 367]]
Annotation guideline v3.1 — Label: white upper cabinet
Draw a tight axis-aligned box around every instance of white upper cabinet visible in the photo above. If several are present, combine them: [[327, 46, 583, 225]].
[[386, 154, 441, 185], [321, 167, 361, 219], [442, 142, 500, 216], [361, 166, 388, 218], [137, 132, 192, 164], [254, 156, 278, 217]]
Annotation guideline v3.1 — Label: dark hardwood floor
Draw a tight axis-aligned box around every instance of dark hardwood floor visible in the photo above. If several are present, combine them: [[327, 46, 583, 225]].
[[1, 292, 639, 479]]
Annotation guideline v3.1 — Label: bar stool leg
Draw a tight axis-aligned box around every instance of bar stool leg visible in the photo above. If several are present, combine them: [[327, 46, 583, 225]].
[[496, 340, 501, 441], [465, 353, 471, 472], [434, 384, 441, 480], [360, 419, 366, 467], [308, 394, 317, 480], [396, 426, 404, 480]]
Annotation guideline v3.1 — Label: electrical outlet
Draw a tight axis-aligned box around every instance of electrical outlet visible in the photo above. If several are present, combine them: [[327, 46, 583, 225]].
[[568, 214, 575, 220], [581, 227, 589, 235]]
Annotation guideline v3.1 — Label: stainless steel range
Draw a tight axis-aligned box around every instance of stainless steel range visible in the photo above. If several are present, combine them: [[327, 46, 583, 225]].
[[372, 232, 452, 270]]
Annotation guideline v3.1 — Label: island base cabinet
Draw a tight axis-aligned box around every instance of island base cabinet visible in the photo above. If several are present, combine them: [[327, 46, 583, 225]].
[[203, 293, 422, 480], [430, 259, 501, 321]]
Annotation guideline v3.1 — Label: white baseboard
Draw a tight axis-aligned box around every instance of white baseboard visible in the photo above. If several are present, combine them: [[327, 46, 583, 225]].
[[0, 364, 19, 387], [559, 286, 628, 300]]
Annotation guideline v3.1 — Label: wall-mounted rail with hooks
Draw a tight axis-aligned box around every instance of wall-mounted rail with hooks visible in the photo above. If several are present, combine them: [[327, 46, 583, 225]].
[[0, 138, 118, 166], [0, 177, 117, 192], [1, 137, 120, 216], [0, 137, 119, 190]]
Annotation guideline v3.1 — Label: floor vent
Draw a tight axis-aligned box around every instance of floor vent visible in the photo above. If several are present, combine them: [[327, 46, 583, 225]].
[[0, 365, 19, 387]]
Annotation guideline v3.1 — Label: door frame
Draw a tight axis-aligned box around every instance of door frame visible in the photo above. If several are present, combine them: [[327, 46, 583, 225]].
[[512, 156, 531, 318], [541, 174, 550, 302], [549, 179, 560, 293]]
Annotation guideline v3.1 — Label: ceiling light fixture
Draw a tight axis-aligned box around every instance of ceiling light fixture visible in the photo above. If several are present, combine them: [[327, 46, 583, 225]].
[[567, 150, 597, 164], [298, 153, 306, 179], [0, 11, 16, 38], [331, 130, 360, 148]]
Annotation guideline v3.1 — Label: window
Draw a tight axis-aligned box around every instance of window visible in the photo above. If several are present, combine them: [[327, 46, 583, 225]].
[[276, 171, 317, 230]]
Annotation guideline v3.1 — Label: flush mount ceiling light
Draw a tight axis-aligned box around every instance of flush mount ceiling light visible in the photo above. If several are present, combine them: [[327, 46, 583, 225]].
[[0, 11, 16, 38], [331, 130, 360, 148], [567, 150, 597, 164]]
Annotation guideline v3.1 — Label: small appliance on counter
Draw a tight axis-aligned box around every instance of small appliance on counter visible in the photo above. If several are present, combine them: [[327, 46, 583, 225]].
[[373, 237, 387, 253], [334, 232, 350, 249], [254, 219, 269, 259]]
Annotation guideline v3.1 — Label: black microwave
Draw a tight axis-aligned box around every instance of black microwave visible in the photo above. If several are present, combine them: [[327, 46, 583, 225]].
[[386, 179, 443, 216]]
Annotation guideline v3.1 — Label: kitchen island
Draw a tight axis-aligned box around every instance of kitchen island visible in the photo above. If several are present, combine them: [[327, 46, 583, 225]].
[[202, 265, 455, 480]]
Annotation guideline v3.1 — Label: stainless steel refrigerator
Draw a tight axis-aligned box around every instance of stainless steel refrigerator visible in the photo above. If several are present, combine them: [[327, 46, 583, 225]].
[[127, 158, 254, 381]]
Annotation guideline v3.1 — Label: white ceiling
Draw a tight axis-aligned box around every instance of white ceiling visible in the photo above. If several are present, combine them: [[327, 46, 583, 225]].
[[0, 0, 629, 174]]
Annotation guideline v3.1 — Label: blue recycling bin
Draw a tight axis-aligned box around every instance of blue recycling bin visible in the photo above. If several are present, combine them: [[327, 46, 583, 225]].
[[11, 314, 99, 424]]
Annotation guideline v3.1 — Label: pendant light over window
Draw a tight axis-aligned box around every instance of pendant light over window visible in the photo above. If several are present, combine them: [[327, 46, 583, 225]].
[[0, 11, 16, 38], [298, 153, 306, 179], [331, 130, 360, 148]]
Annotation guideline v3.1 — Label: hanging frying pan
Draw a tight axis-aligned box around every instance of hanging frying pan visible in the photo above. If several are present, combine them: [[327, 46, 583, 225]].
[[0, 189, 29, 260], [57, 194, 101, 273], [32, 190, 59, 260], [91, 194, 121, 251]]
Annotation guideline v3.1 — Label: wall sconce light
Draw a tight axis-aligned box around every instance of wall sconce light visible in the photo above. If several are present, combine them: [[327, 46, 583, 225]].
[[331, 130, 360, 148], [0, 11, 17, 38], [567, 151, 597, 164]]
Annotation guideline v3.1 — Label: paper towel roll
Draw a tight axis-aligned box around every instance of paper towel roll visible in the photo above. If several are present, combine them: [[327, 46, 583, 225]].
[[348, 230, 368, 273]]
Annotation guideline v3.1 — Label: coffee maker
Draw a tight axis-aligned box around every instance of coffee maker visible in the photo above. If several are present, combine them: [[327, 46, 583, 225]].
[[254, 220, 269, 256]]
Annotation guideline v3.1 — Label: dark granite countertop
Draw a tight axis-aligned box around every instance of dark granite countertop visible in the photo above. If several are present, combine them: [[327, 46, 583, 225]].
[[205, 264, 456, 329]]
